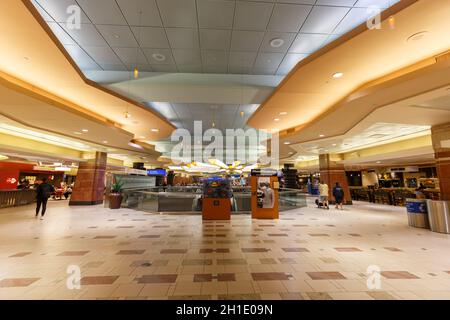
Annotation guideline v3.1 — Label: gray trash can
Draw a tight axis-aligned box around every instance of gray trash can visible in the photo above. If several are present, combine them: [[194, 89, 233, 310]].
[[406, 199, 430, 229], [426, 200, 450, 234]]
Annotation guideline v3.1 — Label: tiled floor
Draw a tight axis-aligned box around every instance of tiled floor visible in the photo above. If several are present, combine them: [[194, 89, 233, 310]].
[[1, 198, 450, 300]]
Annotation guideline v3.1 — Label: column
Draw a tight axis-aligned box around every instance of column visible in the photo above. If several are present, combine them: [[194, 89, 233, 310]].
[[69, 152, 107, 206], [319, 154, 352, 205], [431, 123, 450, 201]]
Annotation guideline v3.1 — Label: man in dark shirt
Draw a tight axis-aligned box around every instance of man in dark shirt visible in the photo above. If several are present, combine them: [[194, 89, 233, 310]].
[[36, 178, 55, 220]]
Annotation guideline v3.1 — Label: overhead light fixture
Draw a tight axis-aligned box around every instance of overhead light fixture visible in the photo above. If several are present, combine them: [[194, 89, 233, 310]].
[[388, 15, 396, 29], [319, 134, 325, 137], [274, 118, 280, 122], [134, 67, 139, 79], [270, 38, 285, 48], [151, 128, 159, 132], [74, 131, 82, 135], [113, 34, 120, 39], [152, 53, 166, 62], [289, 152, 294, 155], [212, 122, 216, 128], [279, 112, 288, 116], [332, 143, 337, 146], [332, 72, 344, 79], [0, 155, 9, 160], [284, 141, 290, 145], [376, 161, 382, 164], [240, 111, 245, 117], [81, 129, 88, 133], [103, 140, 108, 144]]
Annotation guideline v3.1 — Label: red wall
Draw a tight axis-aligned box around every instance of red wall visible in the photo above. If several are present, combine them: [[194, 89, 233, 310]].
[[0, 162, 59, 190], [0, 162, 34, 190]]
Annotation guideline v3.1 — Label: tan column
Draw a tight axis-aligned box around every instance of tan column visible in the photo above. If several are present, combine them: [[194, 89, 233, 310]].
[[431, 123, 450, 201], [69, 152, 107, 206], [319, 154, 352, 205]]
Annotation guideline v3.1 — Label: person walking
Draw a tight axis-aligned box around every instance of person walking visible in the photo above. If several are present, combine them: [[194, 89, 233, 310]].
[[318, 180, 330, 209], [333, 182, 345, 210], [35, 178, 55, 220]]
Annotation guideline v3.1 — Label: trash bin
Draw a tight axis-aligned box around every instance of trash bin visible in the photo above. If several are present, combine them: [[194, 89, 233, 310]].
[[426, 200, 450, 234], [406, 199, 430, 229]]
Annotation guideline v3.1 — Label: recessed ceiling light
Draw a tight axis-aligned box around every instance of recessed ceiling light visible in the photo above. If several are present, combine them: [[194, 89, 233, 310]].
[[151, 128, 159, 132], [74, 132, 82, 135], [332, 143, 337, 146], [274, 118, 280, 122], [284, 141, 290, 145], [376, 161, 382, 164], [319, 134, 325, 137], [152, 53, 166, 62], [81, 129, 88, 132], [332, 72, 344, 79], [270, 38, 285, 48], [279, 112, 288, 116], [113, 34, 120, 39], [289, 152, 294, 155], [103, 140, 108, 144]]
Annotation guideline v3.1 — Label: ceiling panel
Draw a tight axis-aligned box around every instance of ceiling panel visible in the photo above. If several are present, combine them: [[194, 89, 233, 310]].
[[116, 0, 163, 27], [83, 46, 123, 65], [166, 28, 199, 49], [300, 6, 350, 34], [96, 25, 138, 47], [113, 47, 148, 65], [234, 1, 274, 31], [35, 0, 90, 23], [202, 51, 229, 66], [172, 49, 202, 66], [228, 51, 257, 67], [289, 33, 329, 54], [60, 23, 107, 47], [267, 4, 312, 32], [131, 27, 169, 48], [33, 0, 401, 77], [254, 52, 284, 69], [197, 0, 235, 29], [231, 31, 265, 51], [76, 0, 127, 25], [199, 29, 232, 50], [156, 0, 198, 28]]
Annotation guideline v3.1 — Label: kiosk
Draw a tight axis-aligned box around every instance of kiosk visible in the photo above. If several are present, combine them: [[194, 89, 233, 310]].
[[202, 177, 232, 220], [251, 169, 279, 219]]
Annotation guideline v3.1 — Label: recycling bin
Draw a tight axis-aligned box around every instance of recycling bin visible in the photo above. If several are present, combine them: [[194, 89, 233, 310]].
[[406, 198, 430, 229]]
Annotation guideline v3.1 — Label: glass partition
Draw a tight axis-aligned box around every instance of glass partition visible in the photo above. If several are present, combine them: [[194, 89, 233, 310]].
[[124, 186, 307, 214]]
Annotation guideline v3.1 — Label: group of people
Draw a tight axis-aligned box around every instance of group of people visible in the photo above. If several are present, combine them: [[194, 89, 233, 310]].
[[318, 181, 346, 210]]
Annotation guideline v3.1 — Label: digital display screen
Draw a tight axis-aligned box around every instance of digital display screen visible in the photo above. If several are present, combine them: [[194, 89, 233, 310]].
[[147, 169, 166, 176]]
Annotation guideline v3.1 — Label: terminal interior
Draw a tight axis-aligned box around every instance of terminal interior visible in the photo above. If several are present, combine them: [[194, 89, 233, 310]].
[[0, 0, 450, 300]]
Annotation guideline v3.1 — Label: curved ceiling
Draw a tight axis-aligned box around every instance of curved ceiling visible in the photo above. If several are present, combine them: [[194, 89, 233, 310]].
[[0, 0, 175, 144], [248, 0, 450, 132]]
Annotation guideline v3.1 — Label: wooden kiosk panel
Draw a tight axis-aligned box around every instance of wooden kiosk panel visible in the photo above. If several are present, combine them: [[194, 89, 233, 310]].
[[202, 198, 231, 220], [251, 174, 279, 220]]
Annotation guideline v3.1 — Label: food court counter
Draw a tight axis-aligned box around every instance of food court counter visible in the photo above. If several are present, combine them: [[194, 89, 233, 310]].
[[350, 187, 440, 206]]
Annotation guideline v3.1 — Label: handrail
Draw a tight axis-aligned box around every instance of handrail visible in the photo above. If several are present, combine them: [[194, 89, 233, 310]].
[[0, 189, 36, 209]]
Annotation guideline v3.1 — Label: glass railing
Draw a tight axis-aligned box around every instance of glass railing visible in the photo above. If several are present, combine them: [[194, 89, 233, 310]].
[[123, 186, 307, 214]]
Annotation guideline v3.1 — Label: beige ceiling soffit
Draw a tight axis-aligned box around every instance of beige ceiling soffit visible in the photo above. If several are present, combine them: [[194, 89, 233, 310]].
[[0, 72, 128, 134], [284, 53, 450, 141], [22, 0, 175, 132], [247, 0, 419, 127]]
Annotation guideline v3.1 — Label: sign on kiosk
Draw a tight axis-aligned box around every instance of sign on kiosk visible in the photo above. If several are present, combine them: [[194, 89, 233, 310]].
[[251, 169, 279, 219]]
